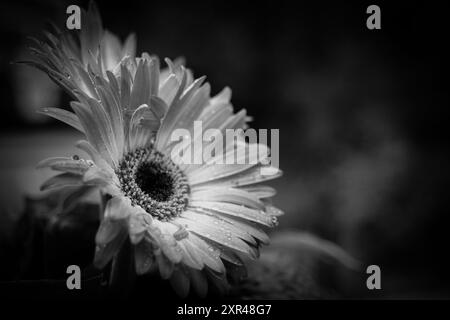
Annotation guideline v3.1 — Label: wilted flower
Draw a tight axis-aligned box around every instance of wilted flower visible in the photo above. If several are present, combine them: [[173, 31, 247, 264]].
[[26, 2, 283, 297]]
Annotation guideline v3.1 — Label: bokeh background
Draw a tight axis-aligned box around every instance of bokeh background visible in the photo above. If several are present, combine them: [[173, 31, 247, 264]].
[[0, 0, 449, 298]]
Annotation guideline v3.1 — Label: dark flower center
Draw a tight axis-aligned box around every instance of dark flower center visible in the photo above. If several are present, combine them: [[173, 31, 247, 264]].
[[116, 148, 189, 221], [135, 161, 175, 202]]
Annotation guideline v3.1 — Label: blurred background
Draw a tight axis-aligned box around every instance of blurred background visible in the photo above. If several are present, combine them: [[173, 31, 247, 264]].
[[0, 0, 449, 299]]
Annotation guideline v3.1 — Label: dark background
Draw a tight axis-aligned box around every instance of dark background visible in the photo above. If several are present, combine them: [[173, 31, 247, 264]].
[[0, 0, 449, 298]]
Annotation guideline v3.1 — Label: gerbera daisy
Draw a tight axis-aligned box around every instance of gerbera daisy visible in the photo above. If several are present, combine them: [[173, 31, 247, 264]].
[[26, 1, 136, 99], [26, 2, 283, 297]]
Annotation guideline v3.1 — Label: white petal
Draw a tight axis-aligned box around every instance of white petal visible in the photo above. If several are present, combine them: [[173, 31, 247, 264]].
[[156, 71, 205, 150], [176, 238, 205, 270], [122, 33, 136, 59], [191, 187, 265, 210], [162, 82, 210, 152], [37, 157, 90, 175], [178, 210, 256, 257], [38, 107, 84, 133], [198, 165, 282, 188], [104, 196, 133, 220], [130, 60, 150, 110], [189, 201, 276, 227], [71, 101, 117, 167], [83, 165, 118, 189], [183, 232, 225, 273], [187, 140, 259, 183], [239, 185, 276, 199], [95, 81, 125, 157], [128, 210, 153, 244], [100, 31, 122, 70], [185, 209, 266, 246], [75, 140, 112, 172], [159, 74, 179, 106], [265, 205, 284, 216], [128, 103, 150, 150], [78, 95, 120, 162], [95, 218, 123, 245], [209, 86, 231, 105], [151, 220, 183, 264], [40, 173, 83, 191]]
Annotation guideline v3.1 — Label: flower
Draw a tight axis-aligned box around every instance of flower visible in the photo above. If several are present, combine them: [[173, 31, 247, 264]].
[[28, 2, 283, 297]]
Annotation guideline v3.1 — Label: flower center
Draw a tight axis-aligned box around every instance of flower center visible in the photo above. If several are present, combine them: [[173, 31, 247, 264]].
[[116, 148, 189, 221]]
